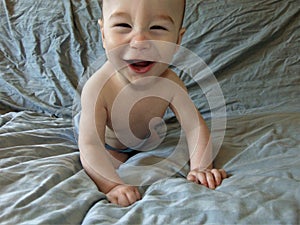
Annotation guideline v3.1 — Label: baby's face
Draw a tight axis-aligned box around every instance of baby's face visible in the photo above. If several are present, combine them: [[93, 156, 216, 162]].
[[100, 0, 185, 82]]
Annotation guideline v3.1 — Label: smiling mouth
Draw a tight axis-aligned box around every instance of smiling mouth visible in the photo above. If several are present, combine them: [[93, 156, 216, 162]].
[[125, 60, 155, 74]]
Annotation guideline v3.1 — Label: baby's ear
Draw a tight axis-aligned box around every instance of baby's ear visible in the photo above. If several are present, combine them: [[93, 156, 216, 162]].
[[98, 19, 106, 49], [98, 19, 103, 28], [177, 27, 186, 45], [175, 28, 186, 53]]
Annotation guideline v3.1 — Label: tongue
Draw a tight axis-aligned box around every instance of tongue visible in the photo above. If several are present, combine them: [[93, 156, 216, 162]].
[[133, 61, 151, 67], [129, 61, 154, 73]]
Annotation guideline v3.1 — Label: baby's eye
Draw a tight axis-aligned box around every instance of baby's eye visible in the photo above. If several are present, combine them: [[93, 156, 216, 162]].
[[150, 25, 168, 31], [115, 23, 131, 28]]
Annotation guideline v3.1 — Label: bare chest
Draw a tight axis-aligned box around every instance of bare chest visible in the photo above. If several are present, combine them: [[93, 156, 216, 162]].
[[106, 96, 169, 138]]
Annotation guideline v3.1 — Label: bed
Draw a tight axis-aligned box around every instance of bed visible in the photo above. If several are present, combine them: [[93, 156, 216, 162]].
[[1, 0, 299, 224]]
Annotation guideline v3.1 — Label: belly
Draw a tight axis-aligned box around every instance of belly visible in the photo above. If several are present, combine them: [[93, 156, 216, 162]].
[[106, 97, 169, 148]]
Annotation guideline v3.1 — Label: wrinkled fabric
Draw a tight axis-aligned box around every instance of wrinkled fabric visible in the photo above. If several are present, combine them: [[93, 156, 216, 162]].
[[1, 111, 299, 224], [0, 0, 102, 117]]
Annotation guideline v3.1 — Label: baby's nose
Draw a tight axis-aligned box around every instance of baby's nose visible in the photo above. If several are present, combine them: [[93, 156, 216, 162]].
[[130, 33, 151, 50]]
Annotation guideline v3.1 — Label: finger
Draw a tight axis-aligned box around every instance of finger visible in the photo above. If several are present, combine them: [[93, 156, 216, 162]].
[[211, 169, 222, 186], [205, 171, 216, 189], [107, 194, 118, 205], [126, 188, 140, 205], [187, 173, 198, 183], [134, 188, 142, 200], [195, 172, 208, 188], [117, 194, 131, 207], [220, 169, 227, 179]]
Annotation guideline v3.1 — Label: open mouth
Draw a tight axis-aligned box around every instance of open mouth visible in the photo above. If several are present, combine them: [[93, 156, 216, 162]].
[[125, 60, 155, 74]]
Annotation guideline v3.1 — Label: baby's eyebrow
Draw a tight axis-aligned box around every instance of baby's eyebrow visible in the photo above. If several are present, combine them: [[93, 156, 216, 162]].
[[109, 12, 175, 25], [153, 14, 175, 25], [109, 12, 130, 20]]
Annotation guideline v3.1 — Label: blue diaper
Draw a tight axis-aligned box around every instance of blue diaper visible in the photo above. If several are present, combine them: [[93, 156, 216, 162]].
[[105, 143, 138, 153]]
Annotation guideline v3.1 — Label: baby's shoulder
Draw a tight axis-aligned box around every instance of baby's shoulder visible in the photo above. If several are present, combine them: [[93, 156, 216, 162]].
[[83, 62, 114, 90], [81, 62, 116, 103]]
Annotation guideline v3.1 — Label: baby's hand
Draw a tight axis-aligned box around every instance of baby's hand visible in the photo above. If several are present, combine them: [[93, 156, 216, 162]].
[[187, 168, 227, 189], [106, 184, 141, 207]]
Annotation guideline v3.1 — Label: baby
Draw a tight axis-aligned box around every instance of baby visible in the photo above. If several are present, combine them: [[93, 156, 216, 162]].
[[78, 0, 227, 207]]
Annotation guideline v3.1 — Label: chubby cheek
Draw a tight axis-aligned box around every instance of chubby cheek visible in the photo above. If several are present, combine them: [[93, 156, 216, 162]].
[[103, 32, 127, 50]]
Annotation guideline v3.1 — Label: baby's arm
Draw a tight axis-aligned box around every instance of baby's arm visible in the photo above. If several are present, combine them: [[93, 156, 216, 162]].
[[78, 68, 140, 206], [169, 77, 227, 188], [184, 111, 227, 189]]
